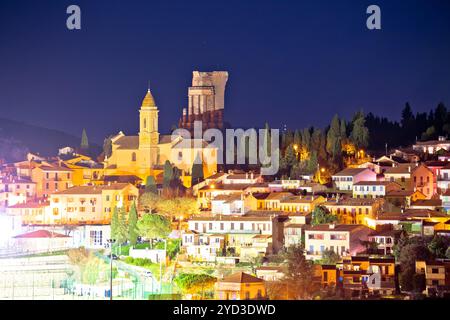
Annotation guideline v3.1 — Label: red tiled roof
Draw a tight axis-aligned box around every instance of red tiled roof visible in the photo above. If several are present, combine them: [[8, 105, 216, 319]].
[[221, 272, 264, 283], [13, 230, 69, 239]]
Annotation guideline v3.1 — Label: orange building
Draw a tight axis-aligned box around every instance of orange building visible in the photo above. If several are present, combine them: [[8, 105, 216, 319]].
[[215, 272, 267, 300], [411, 164, 435, 199]]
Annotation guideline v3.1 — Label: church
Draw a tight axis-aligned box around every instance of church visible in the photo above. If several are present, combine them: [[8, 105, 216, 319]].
[[103, 89, 218, 186]]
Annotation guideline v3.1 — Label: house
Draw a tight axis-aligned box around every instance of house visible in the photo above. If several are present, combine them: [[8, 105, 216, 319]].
[[31, 165, 73, 198], [416, 260, 450, 297], [181, 231, 225, 262], [283, 223, 304, 247], [63, 155, 105, 186], [322, 198, 384, 226], [21, 224, 111, 250], [305, 224, 372, 260], [211, 194, 244, 215], [413, 136, 450, 154], [411, 164, 436, 199], [6, 200, 50, 225], [440, 189, 450, 214], [244, 192, 270, 211], [11, 230, 71, 254], [255, 266, 285, 282], [352, 181, 401, 199], [332, 168, 377, 191], [437, 163, 450, 192], [385, 189, 426, 208], [0, 176, 36, 210], [338, 256, 396, 297], [278, 195, 325, 213], [215, 272, 267, 300], [368, 229, 403, 255], [187, 212, 286, 257], [48, 183, 139, 225], [383, 163, 416, 189], [222, 172, 264, 185], [410, 199, 443, 211], [197, 183, 251, 210]]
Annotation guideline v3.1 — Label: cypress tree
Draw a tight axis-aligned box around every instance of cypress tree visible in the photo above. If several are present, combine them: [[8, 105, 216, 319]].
[[80, 128, 89, 151], [163, 160, 173, 188], [128, 202, 138, 246], [191, 153, 204, 185], [145, 175, 158, 194]]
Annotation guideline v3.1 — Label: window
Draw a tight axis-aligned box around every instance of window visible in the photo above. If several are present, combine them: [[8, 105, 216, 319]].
[[431, 268, 439, 274], [90, 230, 103, 246], [131, 152, 137, 162]]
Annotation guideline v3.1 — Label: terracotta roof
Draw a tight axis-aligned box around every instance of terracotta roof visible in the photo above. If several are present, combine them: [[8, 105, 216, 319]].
[[14, 230, 69, 239], [251, 192, 271, 200], [53, 183, 132, 195], [265, 192, 293, 200], [8, 201, 49, 209], [333, 168, 370, 177], [383, 164, 415, 174], [411, 199, 443, 207], [172, 138, 210, 149], [221, 272, 264, 284], [38, 165, 72, 172], [386, 189, 422, 197], [280, 195, 321, 204], [307, 224, 371, 232], [324, 198, 381, 206], [353, 181, 400, 187], [115, 136, 139, 150]]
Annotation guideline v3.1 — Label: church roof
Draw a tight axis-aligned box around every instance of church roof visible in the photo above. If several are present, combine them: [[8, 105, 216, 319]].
[[141, 89, 157, 108], [115, 136, 139, 150]]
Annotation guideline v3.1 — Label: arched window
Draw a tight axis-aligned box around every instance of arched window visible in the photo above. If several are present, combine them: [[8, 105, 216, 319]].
[[143, 119, 147, 129], [132, 152, 136, 162]]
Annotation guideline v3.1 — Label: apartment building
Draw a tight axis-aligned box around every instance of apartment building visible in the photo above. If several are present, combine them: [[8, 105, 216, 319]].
[[305, 224, 372, 260], [48, 183, 139, 225], [332, 168, 377, 191], [323, 198, 384, 226], [352, 181, 401, 199]]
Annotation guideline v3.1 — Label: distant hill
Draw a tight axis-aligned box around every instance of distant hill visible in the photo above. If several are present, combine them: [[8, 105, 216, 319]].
[[0, 118, 101, 162]]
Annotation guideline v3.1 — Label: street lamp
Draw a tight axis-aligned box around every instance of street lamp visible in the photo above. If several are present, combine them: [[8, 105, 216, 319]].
[[106, 238, 115, 300]]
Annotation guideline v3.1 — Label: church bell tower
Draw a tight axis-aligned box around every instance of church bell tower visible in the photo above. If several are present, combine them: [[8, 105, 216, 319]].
[[139, 88, 159, 165]]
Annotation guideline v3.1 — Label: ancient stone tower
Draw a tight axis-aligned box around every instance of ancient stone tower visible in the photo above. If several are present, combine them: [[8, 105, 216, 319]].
[[179, 71, 229, 133]]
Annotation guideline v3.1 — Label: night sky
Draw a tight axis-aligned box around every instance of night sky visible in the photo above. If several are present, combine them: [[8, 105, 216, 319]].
[[1, 0, 450, 143]]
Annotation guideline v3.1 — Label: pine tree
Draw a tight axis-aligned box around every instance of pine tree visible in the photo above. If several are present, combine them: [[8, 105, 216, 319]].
[[144, 175, 158, 194], [301, 128, 311, 152], [80, 128, 89, 151], [293, 129, 302, 147], [263, 122, 271, 157], [350, 111, 369, 150], [326, 114, 342, 158], [128, 202, 138, 246]]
